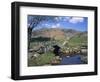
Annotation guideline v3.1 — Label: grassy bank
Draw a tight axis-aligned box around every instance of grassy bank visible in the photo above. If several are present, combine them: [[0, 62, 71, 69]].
[[28, 52, 55, 66]]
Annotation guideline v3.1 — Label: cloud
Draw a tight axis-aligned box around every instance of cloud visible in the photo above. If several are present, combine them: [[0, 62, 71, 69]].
[[63, 17, 71, 21], [69, 17, 84, 24], [54, 17, 63, 21], [54, 16, 71, 22], [54, 16, 84, 24], [51, 23, 60, 28], [56, 23, 60, 27], [54, 17, 59, 21], [45, 23, 50, 27]]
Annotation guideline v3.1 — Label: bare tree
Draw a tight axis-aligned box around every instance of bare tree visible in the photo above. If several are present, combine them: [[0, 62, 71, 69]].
[[28, 15, 58, 51]]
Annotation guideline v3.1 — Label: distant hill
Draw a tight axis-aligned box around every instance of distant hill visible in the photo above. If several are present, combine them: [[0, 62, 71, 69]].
[[61, 29, 81, 40], [32, 28, 87, 42]]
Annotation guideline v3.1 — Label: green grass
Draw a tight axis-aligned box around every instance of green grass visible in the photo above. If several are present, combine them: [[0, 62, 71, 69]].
[[28, 33, 88, 66], [28, 52, 55, 66], [68, 34, 87, 47]]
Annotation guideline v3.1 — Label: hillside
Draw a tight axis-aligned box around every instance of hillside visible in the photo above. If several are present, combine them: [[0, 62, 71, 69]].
[[68, 32, 87, 47], [31, 28, 87, 47], [32, 28, 82, 40]]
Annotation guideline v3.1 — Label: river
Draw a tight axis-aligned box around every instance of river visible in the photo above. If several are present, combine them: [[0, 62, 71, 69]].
[[60, 55, 87, 65]]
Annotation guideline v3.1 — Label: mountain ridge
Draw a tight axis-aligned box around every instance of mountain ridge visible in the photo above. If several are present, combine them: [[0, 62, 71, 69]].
[[32, 28, 87, 40]]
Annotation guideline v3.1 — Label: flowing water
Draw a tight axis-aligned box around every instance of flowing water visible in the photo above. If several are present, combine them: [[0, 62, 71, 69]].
[[60, 55, 86, 65]]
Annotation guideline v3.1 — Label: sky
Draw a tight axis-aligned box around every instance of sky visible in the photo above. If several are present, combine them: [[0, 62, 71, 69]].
[[28, 15, 88, 32]]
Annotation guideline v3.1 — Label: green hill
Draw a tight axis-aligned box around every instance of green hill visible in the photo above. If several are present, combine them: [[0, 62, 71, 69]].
[[68, 32, 87, 47]]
